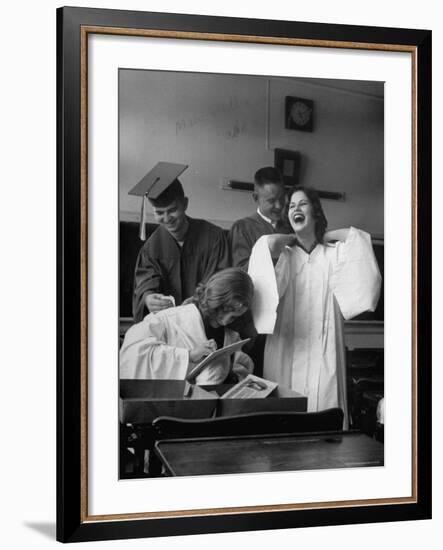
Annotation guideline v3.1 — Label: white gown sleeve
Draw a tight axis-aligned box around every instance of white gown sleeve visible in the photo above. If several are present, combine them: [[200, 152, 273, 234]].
[[248, 236, 290, 334], [119, 313, 189, 379], [274, 247, 291, 298], [330, 226, 382, 320]]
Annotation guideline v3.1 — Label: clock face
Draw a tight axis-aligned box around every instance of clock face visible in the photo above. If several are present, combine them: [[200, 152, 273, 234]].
[[285, 96, 314, 131], [291, 101, 312, 126]]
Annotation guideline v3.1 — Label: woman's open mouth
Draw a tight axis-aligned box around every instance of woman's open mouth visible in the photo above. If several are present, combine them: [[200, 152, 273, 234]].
[[293, 213, 305, 223]]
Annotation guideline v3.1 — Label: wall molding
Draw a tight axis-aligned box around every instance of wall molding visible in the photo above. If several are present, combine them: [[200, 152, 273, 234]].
[[274, 76, 384, 101]]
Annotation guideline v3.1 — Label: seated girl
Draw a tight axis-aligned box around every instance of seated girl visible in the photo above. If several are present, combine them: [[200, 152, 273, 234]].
[[120, 267, 255, 385]]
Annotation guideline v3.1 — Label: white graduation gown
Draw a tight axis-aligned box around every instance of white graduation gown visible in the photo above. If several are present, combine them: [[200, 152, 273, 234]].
[[249, 227, 381, 423], [120, 303, 245, 385]]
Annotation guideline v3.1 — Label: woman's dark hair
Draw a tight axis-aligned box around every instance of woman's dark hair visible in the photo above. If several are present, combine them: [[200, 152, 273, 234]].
[[288, 185, 328, 242], [185, 268, 254, 322]]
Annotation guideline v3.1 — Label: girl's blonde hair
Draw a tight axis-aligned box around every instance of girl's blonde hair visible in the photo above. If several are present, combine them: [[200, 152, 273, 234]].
[[186, 267, 254, 321]]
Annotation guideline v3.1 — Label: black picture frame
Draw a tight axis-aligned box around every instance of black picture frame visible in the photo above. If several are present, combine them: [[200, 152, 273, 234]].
[[57, 6, 432, 543], [274, 148, 301, 185]]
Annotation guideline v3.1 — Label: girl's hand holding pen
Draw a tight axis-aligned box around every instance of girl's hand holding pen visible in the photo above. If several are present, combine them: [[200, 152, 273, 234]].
[[189, 339, 217, 363]]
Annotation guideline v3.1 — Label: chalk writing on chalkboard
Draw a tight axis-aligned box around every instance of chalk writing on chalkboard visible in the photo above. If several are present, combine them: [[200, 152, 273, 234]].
[[175, 98, 250, 136]]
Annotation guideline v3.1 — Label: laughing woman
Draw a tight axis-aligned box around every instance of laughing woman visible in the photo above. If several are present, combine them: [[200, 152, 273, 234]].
[[248, 186, 381, 426]]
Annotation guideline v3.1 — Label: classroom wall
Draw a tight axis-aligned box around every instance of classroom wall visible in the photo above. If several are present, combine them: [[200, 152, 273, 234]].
[[119, 69, 384, 235]]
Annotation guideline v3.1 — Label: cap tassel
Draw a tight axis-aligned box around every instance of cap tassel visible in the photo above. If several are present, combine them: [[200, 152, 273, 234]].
[[139, 195, 147, 241]]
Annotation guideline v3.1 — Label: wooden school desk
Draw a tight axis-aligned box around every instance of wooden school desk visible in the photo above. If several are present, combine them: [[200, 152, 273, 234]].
[[155, 431, 384, 477]]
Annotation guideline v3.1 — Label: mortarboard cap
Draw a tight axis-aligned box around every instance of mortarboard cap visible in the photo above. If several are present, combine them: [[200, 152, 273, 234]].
[[129, 161, 188, 201], [129, 162, 188, 241]]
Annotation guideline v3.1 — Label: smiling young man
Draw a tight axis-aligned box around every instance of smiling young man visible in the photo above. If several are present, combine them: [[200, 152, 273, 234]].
[[228, 166, 292, 270], [131, 163, 229, 322]]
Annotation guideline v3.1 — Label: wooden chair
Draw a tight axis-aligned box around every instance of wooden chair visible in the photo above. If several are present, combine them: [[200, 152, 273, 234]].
[[152, 408, 344, 441]]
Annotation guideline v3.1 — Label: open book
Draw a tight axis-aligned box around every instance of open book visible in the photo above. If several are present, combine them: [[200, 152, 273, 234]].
[[185, 338, 251, 382], [220, 374, 278, 399]]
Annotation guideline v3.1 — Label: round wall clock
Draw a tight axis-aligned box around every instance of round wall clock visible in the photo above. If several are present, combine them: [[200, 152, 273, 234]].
[[285, 96, 314, 132]]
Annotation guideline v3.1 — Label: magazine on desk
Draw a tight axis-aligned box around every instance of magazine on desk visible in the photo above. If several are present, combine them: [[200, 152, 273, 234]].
[[220, 374, 278, 399]]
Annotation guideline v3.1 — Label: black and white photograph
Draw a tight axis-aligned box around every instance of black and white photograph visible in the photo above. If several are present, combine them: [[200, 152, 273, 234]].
[[2, 0, 438, 547], [48, 4, 432, 545], [118, 68, 385, 479]]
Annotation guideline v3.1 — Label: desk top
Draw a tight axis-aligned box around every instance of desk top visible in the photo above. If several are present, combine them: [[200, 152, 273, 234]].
[[155, 431, 384, 477]]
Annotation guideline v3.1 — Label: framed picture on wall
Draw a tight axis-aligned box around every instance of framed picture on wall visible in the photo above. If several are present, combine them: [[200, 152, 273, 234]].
[[57, 6, 431, 543], [274, 148, 301, 185]]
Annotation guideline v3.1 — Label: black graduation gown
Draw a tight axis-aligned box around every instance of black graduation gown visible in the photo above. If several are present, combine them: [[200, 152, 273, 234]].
[[132, 217, 229, 322], [228, 212, 292, 270]]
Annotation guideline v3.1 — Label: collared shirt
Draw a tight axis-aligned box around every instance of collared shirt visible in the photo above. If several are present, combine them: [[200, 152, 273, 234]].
[[257, 208, 277, 229], [229, 211, 292, 271]]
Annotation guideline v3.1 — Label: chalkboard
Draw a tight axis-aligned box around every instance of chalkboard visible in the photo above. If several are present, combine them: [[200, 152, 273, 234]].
[[119, 221, 155, 318]]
